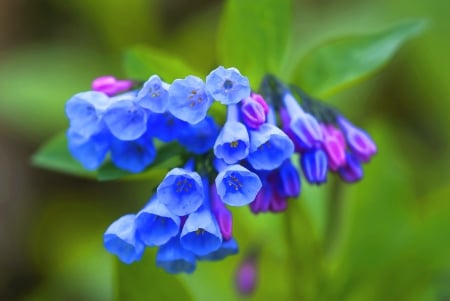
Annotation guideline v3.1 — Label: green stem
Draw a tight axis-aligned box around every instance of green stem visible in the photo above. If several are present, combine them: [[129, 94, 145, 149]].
[[324, 177, 345, 256]]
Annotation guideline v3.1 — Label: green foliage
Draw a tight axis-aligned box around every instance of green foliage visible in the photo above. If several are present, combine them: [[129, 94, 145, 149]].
[[291, 20, 427, 97], [218, 0, 291, 86]]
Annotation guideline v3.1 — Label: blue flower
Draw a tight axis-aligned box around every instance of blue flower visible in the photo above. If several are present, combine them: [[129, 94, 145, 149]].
[[135, 197, 180, 246], [177, 116, 220, 154], [67, 127, 111, 170], [180, 204, 223, 256], [205, 66, 250, 105], [103, 214, 145, 264], [110, 132, 156, 173], [156, 236, 196, 274], [156, 167, 204, 216], [215, 164, 262, 206], [103, 97, 148, 141], [338, 152, 364, 183], [65, 91, 109, 137], [247, 123, 294, 170], [168, 75, 213, 124], [146, 112, 188, 142], [300, 149, 328, 184], [275, 159, 301, 198], [198, 238, 239, 261], [136, 75, 169, 113]]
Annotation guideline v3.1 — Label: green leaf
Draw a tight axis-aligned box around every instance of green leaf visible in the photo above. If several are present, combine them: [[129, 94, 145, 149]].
[[31, 132, 96, 179], [123, 46, 201, 81], [115, 250, 194, 301], [218, 0, 291, 85], [291, 19, 427, 97]]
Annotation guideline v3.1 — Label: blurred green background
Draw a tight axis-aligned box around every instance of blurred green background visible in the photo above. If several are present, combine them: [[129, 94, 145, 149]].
[[0, 0, 449, 300]]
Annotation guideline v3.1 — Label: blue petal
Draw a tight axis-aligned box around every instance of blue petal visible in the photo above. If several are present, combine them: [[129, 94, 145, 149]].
[[156, 236, 196, 274], [157, 168, 204, 216], [177, 116, 219, 154], [300, 149, 328, 184], [65, 91, 109, 137], [215, 164, 262, 206], [110, 132, 156, 173], [135, 198, 180, 246], [146, 112, 189, 142], [247, 124, 294, 170], [180, 205, 222, 256], [103, 214, 145, 264], [168, 75, 213, 124], [67, 127, 110, 170], [214, 121, 250, 164], [205, 66, 250, 105], [197, 238, 239, 261], [103, 99, 148, 141], [136, 75, 169, 113]]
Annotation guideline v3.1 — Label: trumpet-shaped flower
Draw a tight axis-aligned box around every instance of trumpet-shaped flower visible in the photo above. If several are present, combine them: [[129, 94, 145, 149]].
[[136, 75, 169, 113], [156, 236, 196, 274], [205, 66, 250, 105], [110, 133, 156, 173]]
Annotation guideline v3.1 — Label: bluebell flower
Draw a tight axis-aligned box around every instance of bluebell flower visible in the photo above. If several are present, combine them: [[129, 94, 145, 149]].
[[214, 105, 250, 164], [198, 238, 239, 261], [156, 167, 204, 216], [136, 75, 169, 113], [146, 112, 188, 143], [65, 91, 109, 138], [275, 159, 301, 198], [300, 149, 328, 184], [103, 214, 145, 264], [67, 127, 110, 170], [338, 152, 364, 183], [180, 204, 223, 256], [337, 116, 377, 162], [205, 66, 250, 105], [156, 236, 196, 274], [282, 93, 323, 150], [215, 164, 262, 206], [168, 75, 213, 124], [103, 95, 148, 141], [135, 197, 180, 246], [177, 116, 220, 154]]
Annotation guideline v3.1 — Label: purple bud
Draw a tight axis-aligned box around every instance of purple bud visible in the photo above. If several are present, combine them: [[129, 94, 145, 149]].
[[300, 149, 328, 184], [210, 185, 233, 241], [338, 153, 364, 183], [240, 96, 266, 129], [276, 159, 301, 198], [235, 258, 258, 296], [321, 125, 346, 171], [250, 93, 269, 114], [249, 178, 271, 214], [337, 116, 377, 162], [269, 194, 288, 212], [92, 76, 133, 96]]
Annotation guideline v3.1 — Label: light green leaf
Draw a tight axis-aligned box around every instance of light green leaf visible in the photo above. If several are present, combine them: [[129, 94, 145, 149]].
[[218, 0, 291, 85], [31, 132, 96, 179], [292, 19, 427, 97], [123, 46, 201, 81]]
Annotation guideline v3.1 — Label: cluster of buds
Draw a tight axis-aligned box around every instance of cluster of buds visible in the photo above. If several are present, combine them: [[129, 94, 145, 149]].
[[64, 67, 376, 274]]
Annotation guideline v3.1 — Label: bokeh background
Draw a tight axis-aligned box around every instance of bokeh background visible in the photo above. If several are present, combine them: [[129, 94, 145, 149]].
[[0, 0, 449, 300]]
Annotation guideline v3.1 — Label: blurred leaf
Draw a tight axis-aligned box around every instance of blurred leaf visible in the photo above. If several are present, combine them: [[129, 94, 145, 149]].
[[115, 250, 194, 301], [218, 0, 291, 85], [292, 19, 427, 97], [31, 132, 96, 179], [123, 46, 201, 81]]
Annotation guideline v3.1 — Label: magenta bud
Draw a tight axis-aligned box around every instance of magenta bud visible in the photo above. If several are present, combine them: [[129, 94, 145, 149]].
[[235, 258, 258, 296], [210, 185, 233, 241], [249, 184, 271, 214], [250, 93, 269, 114], [240, 95, 267, 129], [338, 153, 364, 182], [92, 76, 134, 96], [337, 116, 377, 162], [321, 125, 346, 171]]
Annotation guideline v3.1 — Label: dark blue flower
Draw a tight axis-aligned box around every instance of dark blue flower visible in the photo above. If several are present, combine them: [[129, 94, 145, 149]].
[[338, 152, 364, 183], [103, 214, 145, 264], [168, 75, 213, 124], [205, 66, 250, 105], [300, 149, 328, 184], [146, 112, 188, 143], [103, 96, 148, 141], [215, 164, 262, 206], [197, 238, 239, 261], [156, 167, 204, 216], [275, 159, 301, 198], [177, 116, 220, 154], [67, 127, 110, 170], [156, 236, 196, 274], [136, 75, 169, 113], [135, 197, 180, 246]]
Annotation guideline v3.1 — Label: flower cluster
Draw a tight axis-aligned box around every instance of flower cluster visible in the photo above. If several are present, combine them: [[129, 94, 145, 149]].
[[64, 67, 376, 274]]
